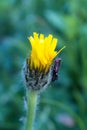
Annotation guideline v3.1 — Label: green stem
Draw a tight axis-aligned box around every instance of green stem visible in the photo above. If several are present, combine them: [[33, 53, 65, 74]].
[[26, 90, 38, 130]]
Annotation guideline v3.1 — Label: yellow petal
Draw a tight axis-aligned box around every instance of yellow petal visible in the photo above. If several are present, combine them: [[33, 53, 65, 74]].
[[27, 33, 65, 73], [57, 46, 66, 55]]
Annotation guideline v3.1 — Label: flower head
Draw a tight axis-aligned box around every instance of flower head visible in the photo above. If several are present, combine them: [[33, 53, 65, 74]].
[[23, 32, 65, 91], [27, 32, 65, 73]]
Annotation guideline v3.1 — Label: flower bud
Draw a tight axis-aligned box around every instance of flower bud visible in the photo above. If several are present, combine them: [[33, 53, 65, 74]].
[[22, 33, 65, 91], [23, 59, 53, 91]]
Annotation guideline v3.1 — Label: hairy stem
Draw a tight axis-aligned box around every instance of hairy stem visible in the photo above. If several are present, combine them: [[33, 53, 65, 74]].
[[26, 90, 38, 130]]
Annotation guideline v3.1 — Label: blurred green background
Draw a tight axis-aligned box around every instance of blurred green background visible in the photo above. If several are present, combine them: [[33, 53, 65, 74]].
[[0, 0, 87, 130]]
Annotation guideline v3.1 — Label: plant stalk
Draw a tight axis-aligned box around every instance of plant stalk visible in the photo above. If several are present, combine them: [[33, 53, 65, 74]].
[[26, 90, 38, 130]]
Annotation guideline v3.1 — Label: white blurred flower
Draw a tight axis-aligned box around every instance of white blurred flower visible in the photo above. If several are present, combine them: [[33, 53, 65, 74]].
[[55, 113, 75, 128]]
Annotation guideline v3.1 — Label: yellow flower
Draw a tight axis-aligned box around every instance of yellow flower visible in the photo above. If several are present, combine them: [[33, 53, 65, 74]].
[[27, 32, 65, 73]]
